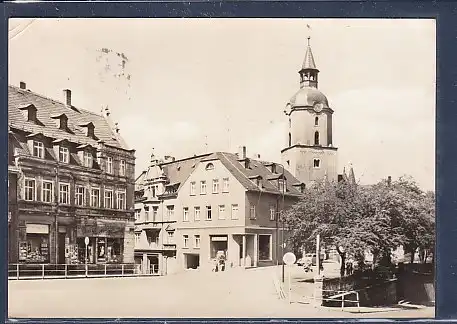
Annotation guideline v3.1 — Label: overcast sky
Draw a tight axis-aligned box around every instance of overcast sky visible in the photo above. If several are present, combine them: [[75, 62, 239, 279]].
[[8, 18, 436, 191]]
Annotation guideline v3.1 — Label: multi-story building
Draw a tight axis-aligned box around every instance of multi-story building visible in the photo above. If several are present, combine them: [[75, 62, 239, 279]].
[[8, 82, 136, 265], [134, 147, 305, 275]]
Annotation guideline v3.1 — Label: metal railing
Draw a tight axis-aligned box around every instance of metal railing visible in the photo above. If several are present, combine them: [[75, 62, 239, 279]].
[[8, 263, 160, 280]]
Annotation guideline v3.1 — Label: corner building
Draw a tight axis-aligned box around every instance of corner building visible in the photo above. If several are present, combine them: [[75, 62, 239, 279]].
[[8, 83, 136, 265], [134, 148, 305, 274], [281, 38, 338, 186]]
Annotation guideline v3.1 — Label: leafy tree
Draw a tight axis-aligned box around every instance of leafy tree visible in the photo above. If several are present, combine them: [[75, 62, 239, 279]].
[[282, 175, 435, 277]]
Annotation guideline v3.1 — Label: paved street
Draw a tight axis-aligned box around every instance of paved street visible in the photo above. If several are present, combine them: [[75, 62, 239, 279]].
[[9, 265, 434, 319]]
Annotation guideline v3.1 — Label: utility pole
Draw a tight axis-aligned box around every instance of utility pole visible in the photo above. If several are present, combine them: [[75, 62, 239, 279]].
[[277, 163, 286, 283]]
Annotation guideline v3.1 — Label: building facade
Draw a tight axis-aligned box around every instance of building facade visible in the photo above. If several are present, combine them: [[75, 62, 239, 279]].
[[8, 83, 136, 265], [134, 147, 305, 274], [281, 38, 338, 186]]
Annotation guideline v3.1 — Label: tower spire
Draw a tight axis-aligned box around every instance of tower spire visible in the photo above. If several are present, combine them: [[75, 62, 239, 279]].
[[299, 36, 319, 88]]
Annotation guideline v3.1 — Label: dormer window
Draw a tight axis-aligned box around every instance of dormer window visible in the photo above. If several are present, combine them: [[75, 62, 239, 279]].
[[79, 122, 95, 138], [278, 179, 286, 193], [32, 141, 44, 158], [83, 151, 93, 168], [59, 146, 69, 163], [51, 113, 68, 130], [205, 163, 214, 171], [18, 104, 37, 122]]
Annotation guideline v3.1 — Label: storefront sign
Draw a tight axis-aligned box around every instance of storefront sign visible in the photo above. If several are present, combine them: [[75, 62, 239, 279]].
[[211, 236, 228, 242], [26, 224, 49, 234]]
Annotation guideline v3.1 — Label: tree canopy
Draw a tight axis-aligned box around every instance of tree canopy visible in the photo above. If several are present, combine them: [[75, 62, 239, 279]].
[[281, 175, 435, 268]]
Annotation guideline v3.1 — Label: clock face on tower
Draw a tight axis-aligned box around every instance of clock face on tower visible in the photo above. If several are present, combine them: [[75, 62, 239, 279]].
[[313, 103, 324, 113]]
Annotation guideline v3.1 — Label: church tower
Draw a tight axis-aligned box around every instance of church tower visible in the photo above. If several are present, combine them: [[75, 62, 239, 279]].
[[281, 37, 338, 186]]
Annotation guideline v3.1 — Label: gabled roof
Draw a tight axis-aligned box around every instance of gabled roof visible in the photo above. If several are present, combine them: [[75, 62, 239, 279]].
[[8, 85, 130, 150], [160, 154, 211, 191]]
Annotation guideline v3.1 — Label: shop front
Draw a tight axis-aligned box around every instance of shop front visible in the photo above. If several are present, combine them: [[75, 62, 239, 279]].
[[19, 223, 50, 264], [76, 218, 126, 264]]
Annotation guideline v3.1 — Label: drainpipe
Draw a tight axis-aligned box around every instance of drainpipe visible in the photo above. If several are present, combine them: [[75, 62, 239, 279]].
[[54, 166, 59, 264]]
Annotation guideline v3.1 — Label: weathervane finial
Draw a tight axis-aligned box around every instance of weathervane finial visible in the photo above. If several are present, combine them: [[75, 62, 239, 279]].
[[307, 36, 311, 46]]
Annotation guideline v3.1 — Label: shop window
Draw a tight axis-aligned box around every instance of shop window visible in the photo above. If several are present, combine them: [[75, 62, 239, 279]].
[[33, 141, 44, 158], [212, 179, 219, 194], [259, 235, 272, 261], [104, 189, 113, 208], [119, 160, 126, 176], [59, 146, 69, 163], [231, 204, 239, 220], [75, 186, 85, 206], [59, 183, 70, 204], [194, 206, 201, 221], [24, 178, 36, 201], [42, 181, 53, 203], [20, 224, 50, 263], [117, 190, 126, 209]]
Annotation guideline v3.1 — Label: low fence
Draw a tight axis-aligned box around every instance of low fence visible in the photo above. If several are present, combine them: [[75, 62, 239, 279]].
[[8, 263, 160, 280]]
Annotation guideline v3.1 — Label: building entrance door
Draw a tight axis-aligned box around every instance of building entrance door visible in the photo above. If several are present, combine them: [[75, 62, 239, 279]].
[[58, 232, 66, 264]]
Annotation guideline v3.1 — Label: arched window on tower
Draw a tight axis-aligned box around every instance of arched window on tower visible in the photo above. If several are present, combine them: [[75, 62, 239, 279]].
[[314, 116, 319, 126], [314, 131, 320, 146], [288, 133, 291, 146]]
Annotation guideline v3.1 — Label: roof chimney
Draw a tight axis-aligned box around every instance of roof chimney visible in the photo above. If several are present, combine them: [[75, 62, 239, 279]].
[[63, 89, 72, 107], [387, 176, 392, 186], [19, 81, 26, 90], [238, 146, 246, 160]]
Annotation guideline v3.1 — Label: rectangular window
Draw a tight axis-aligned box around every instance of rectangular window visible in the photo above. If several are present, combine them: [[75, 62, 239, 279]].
[[259, 235, 272, 261], [42, 181, 53, 203], [231, 204, 239, 220], [194, 207, 201, 221], [119, 160, 126, 176], [59, 183, 70, 205], [91, 188, 100, 208], [250, 205, 256, 219], [83, 151, 93, 168], [200, 181, 207, 195], [212, 179, 219, 194], [106, 157, 113, 174], [144, 206, 149, 221], [24, 178, 36, 201], [59, 146, 69, 163], [167, 231, 174, 243], [135, 233, 141, 245], [152, 207, 158, 221], [167, 206, 175, 220], [183, 207, 189, 222], [75, 186, 85, 206], [104, 189, 113, 208], [270, 206, 276, 221], [117, 190, 126, 209], [218, 205, 225, 220], [222, 178, 229, 192], [33, 141, 44, 158], [313, 159, 321, 168], [206, 206, 212, 220], [194, 235, 200, 248], [190, 181, 196, 195], [183, 235, 189, 248], [278, 179, 285, 193], [135, 209, 140, 221]]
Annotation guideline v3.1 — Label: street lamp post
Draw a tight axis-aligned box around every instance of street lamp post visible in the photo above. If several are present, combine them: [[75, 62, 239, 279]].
[[274, 163, 286, 283]]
